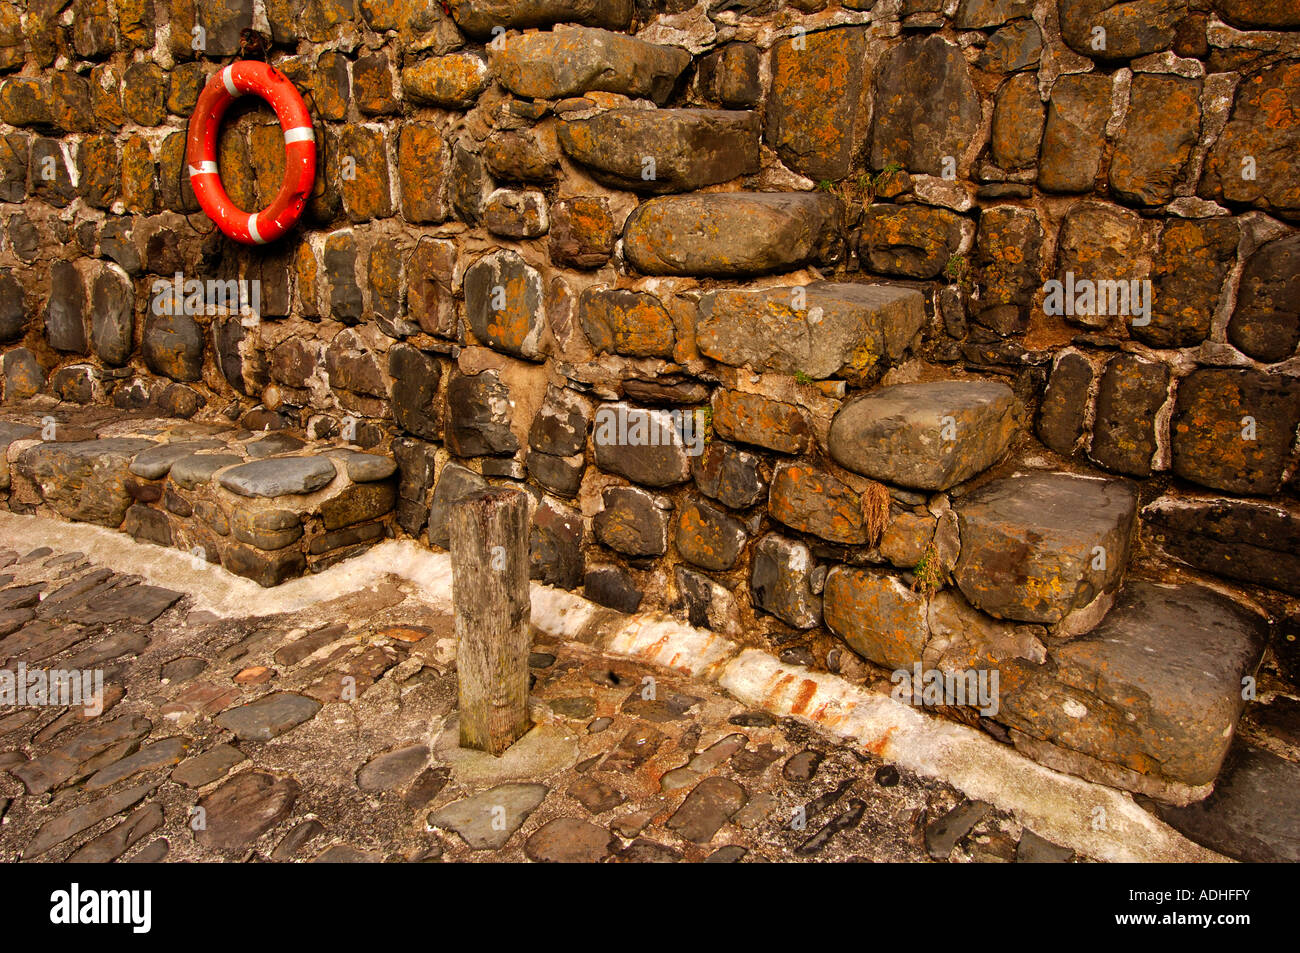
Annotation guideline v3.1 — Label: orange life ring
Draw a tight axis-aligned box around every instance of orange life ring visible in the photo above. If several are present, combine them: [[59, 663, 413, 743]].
[[186, 61, 316, 246]]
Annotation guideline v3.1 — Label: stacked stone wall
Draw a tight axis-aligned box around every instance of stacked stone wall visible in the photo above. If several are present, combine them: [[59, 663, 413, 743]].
[[1, 0, 1298, 798]]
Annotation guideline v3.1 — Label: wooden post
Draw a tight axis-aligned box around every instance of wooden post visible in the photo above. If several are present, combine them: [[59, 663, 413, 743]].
[[449, 488, 532, 756]]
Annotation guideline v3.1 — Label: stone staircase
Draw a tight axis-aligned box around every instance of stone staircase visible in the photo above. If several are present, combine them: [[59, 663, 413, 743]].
[[0, 407, 396, 587], [812, 375, 1267, 806]]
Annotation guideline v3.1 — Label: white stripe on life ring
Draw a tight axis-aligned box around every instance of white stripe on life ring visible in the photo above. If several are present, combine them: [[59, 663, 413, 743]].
[[283, 126, 315, 144], [222, 66, 238, 97], [187, 161, 219, 176], [247, 213, 265, 245]]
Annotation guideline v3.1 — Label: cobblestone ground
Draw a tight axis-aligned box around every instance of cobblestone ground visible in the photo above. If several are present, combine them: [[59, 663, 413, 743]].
[[0, 543, 1081, 863]]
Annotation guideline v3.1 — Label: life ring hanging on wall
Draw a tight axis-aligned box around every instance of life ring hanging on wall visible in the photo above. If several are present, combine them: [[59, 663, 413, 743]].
[[186, 61, 316, 246]]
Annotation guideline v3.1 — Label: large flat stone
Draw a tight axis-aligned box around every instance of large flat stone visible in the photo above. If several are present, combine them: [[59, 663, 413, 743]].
[[1154, 743, 1300, 862], [697, 283, 925, 383], [824, 569, 927, 671], [869, 34, 981, 177], [623, 192, 840, 278], [195, 770, 299, 849], [525, 816, 616, 862], [828, 381, 1016, 490], [128, 439, 227, 479], [427, 463, 488, 549], [1200, 60, 1300, 219], [17, 438, 157, 527], [998, 581, 1267, 798], [357, 744, 430, 793], [490, 26, 688, 104], [594, 485, 670, 558], [713, 391, 813, 456], [218, 457, 337, 498], [1109, 73, 1202, 207], [463, 249, 546, 361], [858, 205, 971, 280], [1058, 0, 1184, 60], [955, 472, 1137, 625], [214, 692, 322, 742], [170, 453, 242, 489], [559, 109, 759, 194], [1227, 232, 1300, 364], [23, 783, 153, 859], [427, 782, 549, 849], [667, 776, 746, 844]]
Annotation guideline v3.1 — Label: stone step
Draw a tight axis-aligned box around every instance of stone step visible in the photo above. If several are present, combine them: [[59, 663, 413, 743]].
[[1153, 741, 1300, 862], [1, 408, 396, 587], [953, 471, 1138, 630], [623, 191, 841, 278], [697, 282, 926, 384], [490, 25, 690, 104], [822, 566, 1269, 802], [827, 379, 1017, 489], [558, 108, 760, 193], [998, 580, 1268, 803]]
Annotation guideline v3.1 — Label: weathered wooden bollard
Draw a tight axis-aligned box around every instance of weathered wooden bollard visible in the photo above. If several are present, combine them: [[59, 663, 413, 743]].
[[449, 488, 532, 756]]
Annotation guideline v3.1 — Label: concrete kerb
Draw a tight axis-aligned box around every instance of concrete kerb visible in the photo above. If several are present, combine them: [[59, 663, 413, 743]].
[[0, 510, 1227, 863]]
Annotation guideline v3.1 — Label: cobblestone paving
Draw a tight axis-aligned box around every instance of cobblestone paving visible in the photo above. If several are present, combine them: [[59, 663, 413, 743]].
[[0, 543, 1084, 863]]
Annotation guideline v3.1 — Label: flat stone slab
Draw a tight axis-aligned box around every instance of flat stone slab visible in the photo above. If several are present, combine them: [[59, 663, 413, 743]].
[[623, 192, 840, 278], [219, 457, 337, 498], [925, 800, 991, 859], [195, 770, 299, 849], [334, 451, 397, 483], [698, 282, 926, 383], [84, 736, 188, 791], [999, 581, 1268, 797], [17, 438, 157, 527], [171, 743, 247, 788], [214, 692, 322, 742], [452, 1, 633, 38], [667, 776, 747, 844], [77, 583, 182, 625], [67, 802, 164, 863], [828, 380, 1017, 490], [357, 744, 429, 792], [170, 453, 242, 489], [524, 816, 617, 862], [954, 472, 1137, 625], [0, 421, 38, 450], [559, 109, 760, 193], [427, 782, 549, 850], [128, 439, 227, 479], [1154, 744, 1300, 863], [22, 783, 153, 859]]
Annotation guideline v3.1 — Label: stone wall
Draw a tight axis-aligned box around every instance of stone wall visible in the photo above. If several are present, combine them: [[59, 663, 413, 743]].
[[0, 0, 1298, 800]]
